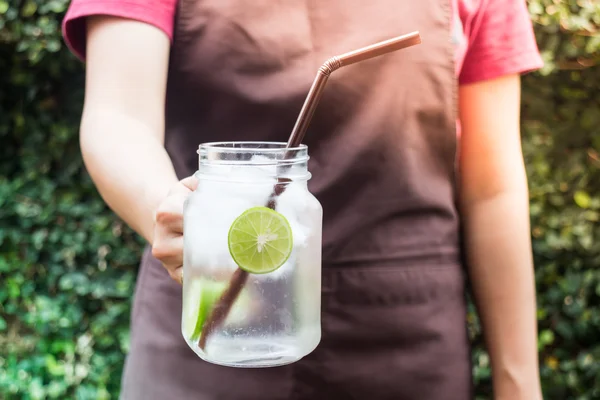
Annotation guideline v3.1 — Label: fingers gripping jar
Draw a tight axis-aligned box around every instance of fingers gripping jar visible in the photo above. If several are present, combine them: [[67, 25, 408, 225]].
[[182, 142, 322, 368]]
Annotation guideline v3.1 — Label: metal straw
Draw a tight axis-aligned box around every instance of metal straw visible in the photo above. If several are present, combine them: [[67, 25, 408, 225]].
[[287, 31, 421, 148], [198, 31, 422, 350]]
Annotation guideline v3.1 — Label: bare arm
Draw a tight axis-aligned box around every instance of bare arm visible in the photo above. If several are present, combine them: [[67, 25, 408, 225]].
[[81, 16, 178, 243], [459, 75, 542, 399]]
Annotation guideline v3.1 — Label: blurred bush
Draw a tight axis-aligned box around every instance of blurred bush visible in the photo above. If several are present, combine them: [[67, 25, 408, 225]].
[[0, 0, 598, 399]]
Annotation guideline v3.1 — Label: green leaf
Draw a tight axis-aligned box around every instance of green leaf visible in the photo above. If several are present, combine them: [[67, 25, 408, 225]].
[[21, 1, 37, 17], [539, 329, 555, 347], [574, 190, 592, 209]]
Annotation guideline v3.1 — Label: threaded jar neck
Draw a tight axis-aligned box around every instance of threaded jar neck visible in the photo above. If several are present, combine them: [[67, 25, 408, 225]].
[[196, 141, 311, 182]]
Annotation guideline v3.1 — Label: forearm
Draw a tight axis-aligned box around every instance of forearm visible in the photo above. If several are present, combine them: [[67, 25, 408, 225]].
[[462, 189, 541, 398], [80, 108, 179, 244]]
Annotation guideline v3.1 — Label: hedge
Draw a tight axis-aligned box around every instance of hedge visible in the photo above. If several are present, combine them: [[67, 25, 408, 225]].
[[0, 1, 598, 399]]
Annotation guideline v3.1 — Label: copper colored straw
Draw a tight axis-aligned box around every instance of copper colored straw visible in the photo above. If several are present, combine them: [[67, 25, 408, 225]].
[[287, 31, 421, 148], [198, 31, 422, 350]]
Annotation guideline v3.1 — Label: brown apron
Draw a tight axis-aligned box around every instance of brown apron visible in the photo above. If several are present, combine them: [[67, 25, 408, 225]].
[[120, 1, 472, 399]]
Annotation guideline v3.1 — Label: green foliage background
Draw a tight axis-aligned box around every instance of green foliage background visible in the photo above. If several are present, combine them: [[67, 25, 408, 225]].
[[0, 0, 598, 398]]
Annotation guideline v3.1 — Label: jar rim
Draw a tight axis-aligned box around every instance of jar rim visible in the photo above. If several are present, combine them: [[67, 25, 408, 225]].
[[196, 141, 311, 181], [197, 141, 307, 154]]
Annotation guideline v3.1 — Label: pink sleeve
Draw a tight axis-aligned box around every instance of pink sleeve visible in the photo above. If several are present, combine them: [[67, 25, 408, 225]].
[[62, 0, 178, 61], [459, 0, 543, 85]]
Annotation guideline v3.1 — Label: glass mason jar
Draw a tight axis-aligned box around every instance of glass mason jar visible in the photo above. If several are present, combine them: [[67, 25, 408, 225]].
[[182, 142, 322, 367]]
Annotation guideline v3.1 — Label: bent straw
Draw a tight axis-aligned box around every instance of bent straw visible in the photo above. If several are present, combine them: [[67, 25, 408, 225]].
[[287, 31, 421, 148], [198, 31, 422, 350]]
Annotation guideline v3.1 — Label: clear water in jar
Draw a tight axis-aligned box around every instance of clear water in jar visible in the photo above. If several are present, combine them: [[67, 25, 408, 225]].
[[182, 157, 322, 367]]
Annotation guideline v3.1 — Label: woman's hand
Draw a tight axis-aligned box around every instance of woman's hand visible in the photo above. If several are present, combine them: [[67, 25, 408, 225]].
[[151, 176, 198, 284]]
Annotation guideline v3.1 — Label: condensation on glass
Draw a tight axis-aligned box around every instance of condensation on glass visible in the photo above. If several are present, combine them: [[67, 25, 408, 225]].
[[182, 142, 322, 367]]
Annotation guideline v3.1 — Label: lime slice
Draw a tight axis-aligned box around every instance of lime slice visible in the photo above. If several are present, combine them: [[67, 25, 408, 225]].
[[183, 279, 222, 341], [183, 278, 252, 341], [228, 207, 293, 274]]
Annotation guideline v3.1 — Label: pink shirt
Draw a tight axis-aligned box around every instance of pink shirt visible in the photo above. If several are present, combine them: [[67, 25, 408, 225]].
[[62, 0, 543, 85]]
